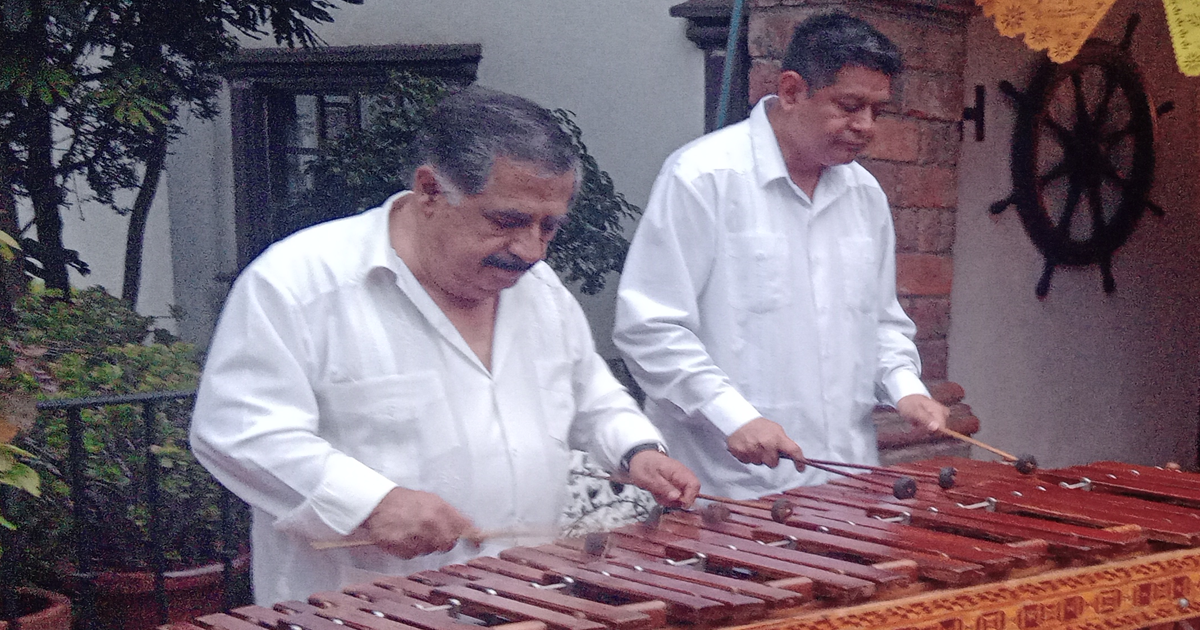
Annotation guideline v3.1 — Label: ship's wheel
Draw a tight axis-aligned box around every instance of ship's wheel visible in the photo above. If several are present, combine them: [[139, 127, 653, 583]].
[[990, 14, 1171, 298]]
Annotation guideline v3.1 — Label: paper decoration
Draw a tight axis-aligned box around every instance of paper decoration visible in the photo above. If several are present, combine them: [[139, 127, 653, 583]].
[[975, 0, 1120, 62], [1162, 0, 1200, 76], [974, 0, 1200, 76]]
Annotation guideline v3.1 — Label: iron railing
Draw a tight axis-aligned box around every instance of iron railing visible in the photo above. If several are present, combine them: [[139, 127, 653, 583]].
[[0, 390, 251, 629]]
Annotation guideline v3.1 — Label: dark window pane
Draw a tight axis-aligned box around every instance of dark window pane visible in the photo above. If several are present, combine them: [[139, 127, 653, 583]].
[[323, 94, 356, 141], [290, 95, 320, 149]]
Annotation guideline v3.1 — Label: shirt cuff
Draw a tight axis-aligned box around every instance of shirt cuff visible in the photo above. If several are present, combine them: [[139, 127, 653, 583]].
[[881, 369, 930, 407], [310, 453, 398, 535], [700, 389, 762, 436], [596, 410, 666, 472]]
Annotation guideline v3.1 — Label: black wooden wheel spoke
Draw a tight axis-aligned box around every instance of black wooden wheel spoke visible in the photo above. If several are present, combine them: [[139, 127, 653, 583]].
[[1071, 73, 1093, 133], [1100, 253, 1116, 292], [1056, 180, 1084, 235], [1043, 114, 1075, 147], [1103, 124, 1133, 146], [1102, 162, 1129, 186], [1037, 160, 1071, 185], [1092, 71, 1120, 129], [1087, 183, 1108, 235]]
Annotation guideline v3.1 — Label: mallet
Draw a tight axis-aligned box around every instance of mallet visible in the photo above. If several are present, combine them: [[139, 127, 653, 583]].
[[936, 426, 1038, 474], [777, 454, 920, 499], [310, 525, 560, 551]]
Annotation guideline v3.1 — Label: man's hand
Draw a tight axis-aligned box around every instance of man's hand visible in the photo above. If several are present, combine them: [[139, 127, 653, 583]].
[[364, 487, 477, 558], [896, 394, 950, 433], [726, 417, 805, 470], [626, 450, 700, 508]]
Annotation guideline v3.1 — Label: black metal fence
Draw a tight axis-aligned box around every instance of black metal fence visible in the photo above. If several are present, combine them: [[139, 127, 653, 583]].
[[0, 390, 251, 629]]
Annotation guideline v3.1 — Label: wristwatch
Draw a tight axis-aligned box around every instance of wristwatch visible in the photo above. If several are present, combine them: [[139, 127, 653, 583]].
[[619, 442, 668, 472]]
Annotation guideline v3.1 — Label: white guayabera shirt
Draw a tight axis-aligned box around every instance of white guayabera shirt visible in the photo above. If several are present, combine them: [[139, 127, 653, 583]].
[[614, 96, 928, 501], [191, 194, 662, 604]]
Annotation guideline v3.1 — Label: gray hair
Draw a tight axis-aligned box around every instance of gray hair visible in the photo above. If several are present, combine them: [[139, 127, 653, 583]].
[[409, 86, 581, 201]]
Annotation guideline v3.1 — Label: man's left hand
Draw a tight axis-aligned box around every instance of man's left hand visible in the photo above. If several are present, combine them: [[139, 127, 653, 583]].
[[896, 394, 950, 433], [626, 450, 700, 509]]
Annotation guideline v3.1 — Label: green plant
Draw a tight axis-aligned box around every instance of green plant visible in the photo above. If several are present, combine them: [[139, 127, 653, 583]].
[[0, 0, 364, 305], [0, 325, 53, 619], [0, 439, 39, 534], [0, 334, 51, 541], [288, 72, 642, 295], [1, 287, 246, 591]]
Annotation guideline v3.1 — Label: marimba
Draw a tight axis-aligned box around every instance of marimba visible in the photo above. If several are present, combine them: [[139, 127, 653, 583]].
[[168, 457, 1200, 630]]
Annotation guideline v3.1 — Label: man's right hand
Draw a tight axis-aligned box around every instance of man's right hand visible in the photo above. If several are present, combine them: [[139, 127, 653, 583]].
[[726, 417, 805, 470], [364, 487, 477, 558]]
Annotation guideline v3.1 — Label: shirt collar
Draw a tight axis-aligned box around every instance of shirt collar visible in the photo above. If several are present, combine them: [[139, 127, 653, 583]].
[[364, 190, 410, 276], [749, 95, 791, 189], [370, 190, 440, 306], [748, 95, 852, 207]]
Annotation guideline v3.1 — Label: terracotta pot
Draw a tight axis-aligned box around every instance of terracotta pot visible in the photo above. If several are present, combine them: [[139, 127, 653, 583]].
[[0, 587, 72, 630], [79, 554, 249, 630]]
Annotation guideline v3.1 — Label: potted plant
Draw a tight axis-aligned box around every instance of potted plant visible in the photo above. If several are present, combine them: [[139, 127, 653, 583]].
[[2, 287, 249, 630]]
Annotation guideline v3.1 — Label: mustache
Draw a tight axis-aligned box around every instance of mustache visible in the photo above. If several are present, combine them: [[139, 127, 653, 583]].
[[482, 253, 535, 272]]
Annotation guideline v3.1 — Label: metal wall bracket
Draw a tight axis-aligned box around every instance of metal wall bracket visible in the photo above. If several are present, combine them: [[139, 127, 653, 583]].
[[962, 84, 985, 141]]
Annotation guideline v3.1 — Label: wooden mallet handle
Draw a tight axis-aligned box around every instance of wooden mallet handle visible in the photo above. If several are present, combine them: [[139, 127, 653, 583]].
[[696, 493, 772, 510], [310, 525, 559, 551], [311, 539, 374, 550], [937, 426, 1017, 462]]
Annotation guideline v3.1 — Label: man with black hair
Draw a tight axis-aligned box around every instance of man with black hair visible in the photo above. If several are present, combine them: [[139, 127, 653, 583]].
[[192, 86, 699, 604], [614, 13, 948, 500]]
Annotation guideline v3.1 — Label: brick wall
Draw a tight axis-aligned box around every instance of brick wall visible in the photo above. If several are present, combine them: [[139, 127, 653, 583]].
[[746, 0, 978, 458]]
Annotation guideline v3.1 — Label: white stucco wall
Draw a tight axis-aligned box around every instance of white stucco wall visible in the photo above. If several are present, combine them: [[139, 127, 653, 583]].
[[950, 0, 1200, 468], [164, 0, 705, 351], [18, 173, 178, 328], [165, 100, 239, 343]]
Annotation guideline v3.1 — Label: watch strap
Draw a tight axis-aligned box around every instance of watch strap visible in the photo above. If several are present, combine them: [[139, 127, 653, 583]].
[[619, 442, 668, 472]]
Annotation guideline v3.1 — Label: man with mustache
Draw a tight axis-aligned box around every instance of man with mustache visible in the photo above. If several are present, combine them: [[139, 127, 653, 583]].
[[191, 86, 700, 604], [614, 13, 948, 500]]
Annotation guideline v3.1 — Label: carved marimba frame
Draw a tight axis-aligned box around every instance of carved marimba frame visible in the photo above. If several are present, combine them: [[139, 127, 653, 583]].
[[743, 546, 1200, 629], [172, 458, 1200, 630]]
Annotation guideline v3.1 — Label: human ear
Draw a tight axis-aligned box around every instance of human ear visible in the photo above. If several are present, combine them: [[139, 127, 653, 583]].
[[412, 166, 453, 218], [413, 166, 441, 199], [776, 71, 809, 106], [411, 166, 454, 219]]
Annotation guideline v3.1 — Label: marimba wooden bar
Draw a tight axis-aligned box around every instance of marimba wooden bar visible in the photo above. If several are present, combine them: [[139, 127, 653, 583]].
[[165, 458, 1200, 630]]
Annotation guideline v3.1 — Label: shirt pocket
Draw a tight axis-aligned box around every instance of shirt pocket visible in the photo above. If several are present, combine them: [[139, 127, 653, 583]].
[[728, 233, 792, 313], [838, 237, 880, 314], [316, 372, 460, 487], [533, 358, 575, 448]]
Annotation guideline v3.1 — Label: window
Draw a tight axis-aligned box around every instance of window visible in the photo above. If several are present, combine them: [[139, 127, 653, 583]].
[[222, 44, 481, 268]]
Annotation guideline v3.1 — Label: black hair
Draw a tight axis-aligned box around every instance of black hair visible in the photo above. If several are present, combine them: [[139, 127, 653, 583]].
[[782, 13, 902, 93]]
